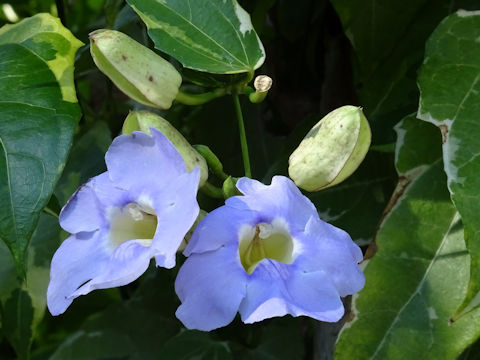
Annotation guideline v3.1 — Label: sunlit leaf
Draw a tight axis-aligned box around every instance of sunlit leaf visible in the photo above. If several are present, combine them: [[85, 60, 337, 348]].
[[417, 9, 480, 316], [335, 116, 480, 359], [126, 0, 265, 74]]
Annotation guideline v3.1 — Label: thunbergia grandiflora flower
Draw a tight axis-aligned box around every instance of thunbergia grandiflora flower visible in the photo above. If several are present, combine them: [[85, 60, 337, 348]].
[[175, 176, 364, 331], [47, 129, 200, 315]]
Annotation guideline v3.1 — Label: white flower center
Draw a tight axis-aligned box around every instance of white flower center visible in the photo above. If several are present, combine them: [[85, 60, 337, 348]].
[[109, 202, 157, 249], [238, 218, 295, 274]]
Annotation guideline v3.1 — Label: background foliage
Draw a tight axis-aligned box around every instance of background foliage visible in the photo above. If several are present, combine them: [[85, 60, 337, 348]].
[[0, 0, 480, 359]]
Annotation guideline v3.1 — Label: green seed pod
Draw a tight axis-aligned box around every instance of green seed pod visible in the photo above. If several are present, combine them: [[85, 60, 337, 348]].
[[288, 105, 371, 191], [89, 29, 181, 109], [122, 111, 208, 187]]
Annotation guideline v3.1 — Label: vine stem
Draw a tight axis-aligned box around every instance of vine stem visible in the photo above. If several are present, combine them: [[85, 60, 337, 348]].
[[175, 88, 225, 105], [232, 94, 251, 178]]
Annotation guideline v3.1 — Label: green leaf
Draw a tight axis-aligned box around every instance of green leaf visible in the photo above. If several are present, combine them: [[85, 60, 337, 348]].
[[308, 151, 395, 246], [0, 13, 83, 103], [394, 114, 442, 175], [54, 121, 111, 205], [330, 0, 479, 142], [50, 271, 179, 360], [2, 289, 34, 360], [417, 10, 480, 316], [245, 320, 305, 360], [0, 214, 63, 356], [0, 14, 82, 272], [126, 0, 265, 74], [335, 116, 480, 359], [161, 331, 233, 360]]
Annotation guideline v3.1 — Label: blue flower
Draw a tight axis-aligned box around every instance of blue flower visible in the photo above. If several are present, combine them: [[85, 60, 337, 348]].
[[175, 176, 364, 331], [47, 129, 200, 315]]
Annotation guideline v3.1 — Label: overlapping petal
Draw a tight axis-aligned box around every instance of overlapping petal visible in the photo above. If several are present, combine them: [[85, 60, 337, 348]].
[[230, 176, 319, 232], [239, 261, 344, 323], [184, 206, 259, 256], [175, 244, 247, 331], [105, 129, 185, 191], [47, 231, 110, 315]]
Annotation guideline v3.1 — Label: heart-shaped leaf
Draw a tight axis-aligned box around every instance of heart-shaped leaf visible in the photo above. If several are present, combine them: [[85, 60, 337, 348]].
[[127, 0, 265, 74]]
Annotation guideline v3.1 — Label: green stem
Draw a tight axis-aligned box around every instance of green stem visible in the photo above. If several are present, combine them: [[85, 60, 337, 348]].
[[200, 182, 225, 199], [43, 206, 59, 219], [175, 88, 225, 106], [232, 94, 251, 177]]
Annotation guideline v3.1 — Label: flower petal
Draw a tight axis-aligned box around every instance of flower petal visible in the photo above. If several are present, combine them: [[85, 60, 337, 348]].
[[232, 176, 317, 232], [184, 205, 259, 256], [175, 244, 247, 331], [59, 185, 102, 234], [297, 217, 365, 297], [105, 129, 186, 192], [286, 269, 345, 322], [47, 231, 110, 315], [239, 261, 344, 323], [59, 172, 128, 234], [151, 168, 201, 268], [238, 261, 290, 323], [70, 240, 153, 297]]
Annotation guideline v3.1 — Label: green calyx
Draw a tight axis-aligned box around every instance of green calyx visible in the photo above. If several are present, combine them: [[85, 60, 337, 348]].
[[122, 111, 208, 187]]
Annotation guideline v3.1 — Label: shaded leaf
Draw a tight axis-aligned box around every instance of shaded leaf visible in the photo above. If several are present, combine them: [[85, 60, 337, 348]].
[[309, 151, 395, 246], [2, 289, 34, 360], [54, 121, 111, 205], [0, 214, 63, 334], [330, 0, 480, 142], [126, 0, 265, 74], [161, 330, 233, 360], [245, 320, 305, 360], [417, 10, 480, 316], [50, 270, 179, 360]]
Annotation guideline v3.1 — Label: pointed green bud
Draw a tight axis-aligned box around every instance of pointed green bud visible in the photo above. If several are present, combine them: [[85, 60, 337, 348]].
[[89, 29, 181, 109], [122, 111, 208, 187], [288, 105, 371, 191], [222, 176, 240, 199], [193, 144, 228, 180]]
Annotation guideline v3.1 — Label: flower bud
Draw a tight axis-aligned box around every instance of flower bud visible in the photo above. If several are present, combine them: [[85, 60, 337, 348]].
[[222, 176, 240, 198], [193, 144, 227, 180], [89, 29, 181, 109], [288, 105, 371, 191], [249, 75, 272, 103], [122, 111, 208, 187]]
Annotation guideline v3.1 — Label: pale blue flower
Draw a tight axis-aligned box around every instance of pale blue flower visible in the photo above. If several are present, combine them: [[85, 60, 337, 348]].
[[175, 176, 364, 331], [48, 129, 200, 315]]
